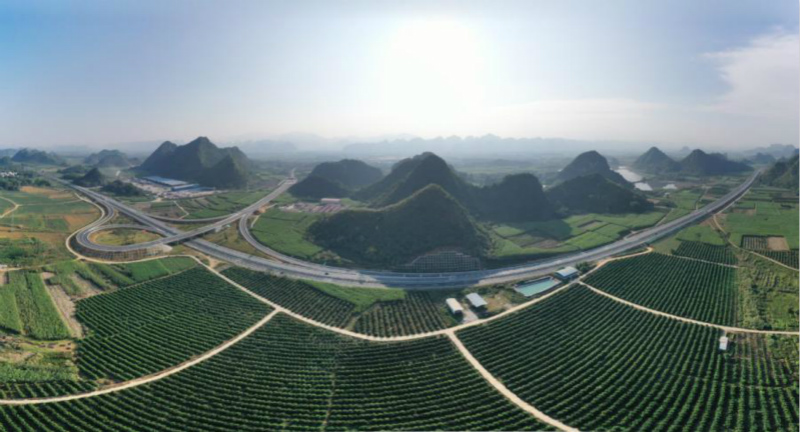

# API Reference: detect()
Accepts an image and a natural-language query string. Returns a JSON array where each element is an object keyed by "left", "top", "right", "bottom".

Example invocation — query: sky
[{"left": 0, "top": 0, "right": 797, "bottom": 150}]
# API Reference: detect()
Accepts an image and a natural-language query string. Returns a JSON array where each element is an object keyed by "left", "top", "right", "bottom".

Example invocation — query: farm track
[
  {"left": 579, "top": 281, "right": 799, "bottom": 336},
  {"left": 666, "top": 252, "right": 739, "bottom": 268},
  {"left": 0, "top": 196, "right": 19, "bottom": 219}
]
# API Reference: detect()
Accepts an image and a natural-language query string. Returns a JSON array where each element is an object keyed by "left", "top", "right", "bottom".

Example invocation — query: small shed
[
  {"left": 445, "top": 298, "right": 463, "bottom": 317},
  {"left": 466, "top": 293, "right": 488, "bottom": 311},
  {"left": 719, "top": 336, "right": 729, "bottom": 351},
  {"left": 555, "top": 266, "right": 580, "bottom": 280}
]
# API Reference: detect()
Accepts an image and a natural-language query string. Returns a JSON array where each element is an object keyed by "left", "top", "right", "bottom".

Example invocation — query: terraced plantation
[
  {"left": 223, "top": 267, "right": 454, "bottom": 336},
  {"left": 76, "top": 267, "right": 271, "bottom": 382},
  {"left": 222, "top": 267, "right": 355, "bottom": 327},
  {"left": 584, "top": 252, "right": 737, "bottom": 326},
  {"left": 353, "top": 292, "right": 451, "bottom": 337},
  {"left": 673, "top": 241, "right": 738, "bottom": 265},
  {"left": 0, "top": 315, "right": 551, "bottom": 431},
  {"left": 458, "top": 286, "right": 799, "bottom": 432},
  {"left": 754, "top": 249, "right": 799, "bottom": 269}
]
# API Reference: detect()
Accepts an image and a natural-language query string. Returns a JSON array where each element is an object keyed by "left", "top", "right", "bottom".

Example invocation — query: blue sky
[{"left": 0, "top": 0, "right": 797, "bottom": 149}]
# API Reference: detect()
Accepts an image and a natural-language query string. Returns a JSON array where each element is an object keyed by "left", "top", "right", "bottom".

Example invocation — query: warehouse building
[
  {"left": 466, "top": 293, "right": 487, "bottom": 312},
  {"left": 555, "top": 266, "right": 580, "bottom": 281},
  {"left": 445, "top": 298, "right": 463, "bottom": 318}
]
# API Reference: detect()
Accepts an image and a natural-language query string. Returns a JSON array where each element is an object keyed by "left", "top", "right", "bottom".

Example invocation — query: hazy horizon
[{"left": 2, "top": 0, "right": 798, "bottom": 150}]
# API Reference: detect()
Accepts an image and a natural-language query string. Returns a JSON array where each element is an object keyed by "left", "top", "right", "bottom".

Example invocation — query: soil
[
  {"left": 71, "top": 274, "right": 104, "bottom": 297},
  {"left": 45, "top": 282, "right": 84, "bottom": 338},
  {"left": 767, "top": 236, "right": 790, "bottom": 251}
]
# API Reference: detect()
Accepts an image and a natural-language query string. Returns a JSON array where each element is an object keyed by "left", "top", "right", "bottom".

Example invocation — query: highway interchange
[{"left": 67, "top": 170, "right": 760, "bottom": 289}]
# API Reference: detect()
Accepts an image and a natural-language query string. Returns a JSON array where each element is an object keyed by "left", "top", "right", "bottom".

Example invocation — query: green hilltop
[
  {"left": 309, "top": 184, "right": 489, "bottom": 267},
  {"left": 678, "top": 149, "right": 751, "bottom": 176},
  {"left": 760, "top": 155, "right": 798, "bottom": 191},
  {"left": 139, "top": 137, "right": 250, "bottom": 188},
  {"left": 290, "top": 159, "right": 382, "bottom": 199},
  {"left": 547, "top": 173, "right": 654, "bottom": 214},
  {"left": 632, "top": 147, "right": 681, "bottom": 173},
  {"left": 556, "top": 150, "right": 630, "bottom": 186}
]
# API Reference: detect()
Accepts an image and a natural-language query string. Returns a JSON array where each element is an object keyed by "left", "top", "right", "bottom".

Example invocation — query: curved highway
[{"left": 67, "top": 170, "right": 759, "bottom": 288}]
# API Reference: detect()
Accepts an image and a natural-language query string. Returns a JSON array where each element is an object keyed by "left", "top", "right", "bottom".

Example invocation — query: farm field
[
  {"left": 0, "top": 315, "right": 551, "bottom": 431},
  {"left": 177, "top": 190, "right": 270, "bottom": 219},
  {"left": 89, "top": 228, "right": 162, "bottom": 246},
  {"left": 490, "top": 210, "right": 666, "bottom": 259},
  {"left": 736, "top": 253, "right": 799, "bottom": 331},
  {"left": 458, "top": 286, "right": 799, "bottom": 432},
  {"left": 0, "top": 186, "right": 100, "bottom": 265},
  {"left": 584, "top": 253, "right": 737, "bottom": 326},
  {"left": 721, "top": 189, "right": 799, "bottom": 249},
  {"left": 0, "top": 271, "right": 71, "bottom": 340},
  {"left": 75, "top": 266, "right": 271, "bottom": 382},
  {"left": 673, "top": 241, "right": 738, "bottom": 265},
  {"left": 249, "top": 207, "right": 329, "bottom": 261},
  {"left": 756, "top": 250, "right": 799, "bottom": 269},
  {"left": 223, "top": 267, "right": 456, "bottom": 336}
]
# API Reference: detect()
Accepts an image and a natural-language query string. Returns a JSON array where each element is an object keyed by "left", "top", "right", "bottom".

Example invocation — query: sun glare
[{"left": 376, "top": 19, "right": 486, "bottom": 116}]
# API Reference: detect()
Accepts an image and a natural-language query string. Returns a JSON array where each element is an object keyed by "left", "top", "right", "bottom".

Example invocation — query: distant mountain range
[
  {"left": 632, "top": 147, "right": 751, "bottom": 176},
  {"left": 309, "top": 184, "right": 489, "bottom": 267},
  {"left": 84, "top": 149, "right": 135, "bottom": 168},
  {"left": 11, "top": 149, "right": 64, "bottom": 165},
  {"left": 139, "top": 137, "right": 250, "bottom": 188}
]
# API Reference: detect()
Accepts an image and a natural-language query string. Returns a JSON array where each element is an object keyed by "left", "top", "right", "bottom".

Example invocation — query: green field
[
  {"left": 490, "top": 210, "right": 666, "bottom": 259},
  {"left": 458, "top": 286, "right": 798, "bottom": 431},
  {"left": 176, "top": 190, "right": 270, "bottom": 219},
  {"left": 0, "top": 315, "right": 551, "bottom": 431},
  {"left": 722, "top": 189, "right": 799, "bottom": 249},
  {"left": 250, "top": 208, "right": 327, "bottom": 260},
  {"left": 675, "top": 225, "right": 725, "bottom": 245},
  {"left": 1, "top": 271, "right": 70, "bottom": 340},
  {"left": 737, "top": 253, "right": 799, "bottom": 331}
]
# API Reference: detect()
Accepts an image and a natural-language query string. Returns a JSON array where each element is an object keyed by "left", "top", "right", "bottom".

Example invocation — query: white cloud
[{"left": 706, "top": 29, "right": 799, "bottom": 119}]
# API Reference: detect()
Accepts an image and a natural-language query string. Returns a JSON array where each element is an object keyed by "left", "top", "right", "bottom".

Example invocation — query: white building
[
  {"left": 466, "top": 293, "right": 487, "bottom": 310},
  {"left": 555, "top": 266, "right": 579, "bottom": 280},
  {"left": 320, "top": 198, "right": 341, "bottom": 204},
  {"left": 445, "top": 298, "right": 463, "bottom": 317},
  {"left": 719, "top": 336, "right": 729, "bottom": 351}
]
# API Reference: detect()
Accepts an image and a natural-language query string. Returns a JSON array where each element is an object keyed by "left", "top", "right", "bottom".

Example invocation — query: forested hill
[
  {"left": 556, "top": 151, "right": 630, "bottom": 186},
  {"left": 547, "top": 173, "right": 653, "bottom": 214},
  {"left": 289, "top": 159, "right": 382, "bottom": 199},
  {"left": 309, "top": 184, "right": 489, "bottom": 267},
  {"left": 138, "top": 137, "right": 250, "bottom": 188},
  {"left": 632, "top": 147, "right": 680, "bottom": 173},
  {"left": 678, "top": 149, "right": 751, "bottom": 176}
]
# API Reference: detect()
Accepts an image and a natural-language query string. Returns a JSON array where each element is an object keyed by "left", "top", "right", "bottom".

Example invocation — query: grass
[
  {"left": 309, "top": 281, "right": 406, "bottom": 312},
  {"left": 737, "top": 253, "right": 799, "bottom": 331},
  {"left": 5, "top": 271, "right": 71, "bottom": 340},
  {"left": 490, "top": 210, "right": 665, "bottom": 259},
  {"left": 675, "top": 225, "right": 725, "bottom": 246},
  {"left": 90, "top": 228, "right": 162, "bottom": 246},
  {"left": 723, "top": 196, "right": 799, "bottom": 249},
  {"left": 250, "top": 208, "right": 326, "bottom": 260}
]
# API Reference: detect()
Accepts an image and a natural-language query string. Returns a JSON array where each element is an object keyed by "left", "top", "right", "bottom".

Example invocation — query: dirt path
[
  {"left": 447, "top": 332, "right": 579, "bottom": 432},
  {"left": 0, "top": 309, "right": 279, "bottom": 406},
  {"left": 580, "top": 281, "right": 799, "bottom": 336},
  {"left": 0, "top": 196, "right": 19, "bottom": 219},
  {"left": 667, "top": 253, "right": 739, "bottom": 269},
  {"left": 45, "top": 283, "right": 84, "bottom": 338}
]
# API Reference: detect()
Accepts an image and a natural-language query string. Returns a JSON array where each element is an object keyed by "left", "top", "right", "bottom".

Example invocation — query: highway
[{"left": 67, "top": 169, "right": 760, "bottom": 289}]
